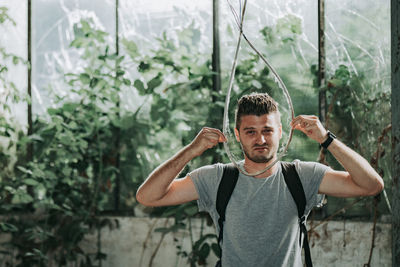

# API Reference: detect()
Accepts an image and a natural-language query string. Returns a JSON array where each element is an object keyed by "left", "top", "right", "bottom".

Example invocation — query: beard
[{"left": 242, "top": 143, "right": 275, "bottom": 163}]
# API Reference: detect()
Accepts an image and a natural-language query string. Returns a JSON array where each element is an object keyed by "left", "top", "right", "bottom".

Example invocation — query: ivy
[{"left": 0, "top": 6, "right": 391, "bottom": 267}]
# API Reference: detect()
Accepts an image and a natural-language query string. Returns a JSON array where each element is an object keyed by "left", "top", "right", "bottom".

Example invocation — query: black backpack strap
[
  {"left": 215, "top": 163, "right": 239, "bottom": 267},
  {"left": 281, "top": 161, "right": 313, "bottom": 267}
]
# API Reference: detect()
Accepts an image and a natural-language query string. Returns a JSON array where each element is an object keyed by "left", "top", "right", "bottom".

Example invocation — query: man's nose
[{"left": 256, "top": 134, "right": 266, "bottom": 144}]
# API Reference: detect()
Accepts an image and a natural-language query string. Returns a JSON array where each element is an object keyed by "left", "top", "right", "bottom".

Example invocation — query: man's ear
[
  {"left": 234, "top": 128, "right": 240, "bottom": 142},
  {"left": 279, "top": 123, "right": 282, "bottom": 139}
]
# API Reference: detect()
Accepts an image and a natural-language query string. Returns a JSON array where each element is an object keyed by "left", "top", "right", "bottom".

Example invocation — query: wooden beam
[
  {"left": 318, "top": 0, "right": 326, "bottom": 125},
  {"left": 212, "top": 0, "right": 221, "bottom": 100},
  {"left": 211, "top": 0, "right": 222, "bottom": 162},
  {"left": 27, "top": 0, "right": 33, "bottom": 160},
  {"left": 391, "top": 0, "right": 400, "bottom": 266},
  {"left": 114, "top": 0, "right": 121, "bottom": 212}
]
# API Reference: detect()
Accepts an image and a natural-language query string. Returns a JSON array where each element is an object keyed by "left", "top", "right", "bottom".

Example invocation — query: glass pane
[
  {"left": 324, "top": 0, "right": 390, "bottom": 218},
  {"left": 32, "top": 0, "right": 116, "bottom": 115},
  {"left": 119, "top": 0, "right": 212, "bottom": 111},
  {"left": 119, "top": 0, "right": 213, "bottom": 211},
  {"left": 220, "top": 0, "right": 319, "bottom": 164},
  {"left": 0, "top": 0, "right": 27, "bottom": 126}
]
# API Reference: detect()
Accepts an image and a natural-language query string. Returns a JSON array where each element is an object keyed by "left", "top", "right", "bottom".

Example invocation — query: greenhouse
[{"left": 0, "top": 0, "right": 398, "bottom": 266}]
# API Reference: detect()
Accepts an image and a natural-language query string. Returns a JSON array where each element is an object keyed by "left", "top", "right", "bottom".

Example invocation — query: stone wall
[{"left": 82, "top": 217, "right": 391, "bottom": 267}]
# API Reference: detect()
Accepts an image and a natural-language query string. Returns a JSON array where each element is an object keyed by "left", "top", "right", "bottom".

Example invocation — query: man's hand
[
  {"left": 136, "top": 127, "right": 226, "bottom": 207},
  {"left": 290, "top": 115, "right": 328, "bottom": 144},
  {"left": 189, "top": 127, "right": 227, "bottom": 157},
  {"left": 290, "top": 115, "right": 384, "bottom": 197}
]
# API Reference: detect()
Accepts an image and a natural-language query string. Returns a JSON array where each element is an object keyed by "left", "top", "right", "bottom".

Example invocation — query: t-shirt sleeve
[
  {"left": 188, "top": 163, "right": 224, "bottom": 212},
  {"left": 294, "top": 160, "right": 331, "bottom": 214}
]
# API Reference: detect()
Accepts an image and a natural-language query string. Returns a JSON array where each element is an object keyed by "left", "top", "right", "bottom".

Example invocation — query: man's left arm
[{"left": 291, "top": 115, "right": 384, "bottom": 198}]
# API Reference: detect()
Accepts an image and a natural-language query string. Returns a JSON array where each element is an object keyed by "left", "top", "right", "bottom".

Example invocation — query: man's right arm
[{"left": 136, "top": 127, "right": 226, "bottom": 207}]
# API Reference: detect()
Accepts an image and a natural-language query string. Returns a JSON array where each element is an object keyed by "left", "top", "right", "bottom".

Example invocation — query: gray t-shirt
[{"left": 189, "top": 160, "right": 330, "bottom": 267}]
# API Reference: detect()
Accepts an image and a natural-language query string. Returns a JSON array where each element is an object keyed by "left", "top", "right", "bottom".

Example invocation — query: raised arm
[
  {"left": 136, "top": 127, "right": 226, "bottom": 207},
  {"left": 291, "top": 115, "right": 384, "bottom": 197}
]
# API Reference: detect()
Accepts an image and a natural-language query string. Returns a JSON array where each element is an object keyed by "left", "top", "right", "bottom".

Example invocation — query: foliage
[
  {"left": 0, "top": 7, "right": 27, "bottom": 184},
  {"left": 0, "top": 18, "right": 123, "bottom": 266},
  {"left": 136, "top": 14, "right": 321, "bottom": 266},
  {"left": 0, "top": 14, "right": 226, "bottom": 266},
  {"left": 0, "top": 5, "right": 391, "bottom": 267},
  {"left": 322, "top": 63, "right": 391, "bottom": 216}
]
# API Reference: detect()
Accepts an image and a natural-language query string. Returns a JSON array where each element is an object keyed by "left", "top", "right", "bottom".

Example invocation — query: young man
[{"left": 136, "top": 93, "right": 384, "bottom": 266}]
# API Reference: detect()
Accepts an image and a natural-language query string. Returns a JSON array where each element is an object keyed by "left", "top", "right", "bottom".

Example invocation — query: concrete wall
[{"left": 82, "top": 217, "right": 391, "bottom": 267}]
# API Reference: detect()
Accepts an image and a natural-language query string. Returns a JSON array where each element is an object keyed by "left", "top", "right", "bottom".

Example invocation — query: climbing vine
[{"left": 0, "top": 4, "right": 391, "bottom": 266}]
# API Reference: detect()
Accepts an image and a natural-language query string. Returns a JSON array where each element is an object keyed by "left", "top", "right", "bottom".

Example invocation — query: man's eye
[{"left": 246, "top": 131, "right": 255, "bottom": 135}]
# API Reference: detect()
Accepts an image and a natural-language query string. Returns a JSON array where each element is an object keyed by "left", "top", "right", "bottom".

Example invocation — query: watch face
[
  {"left": 322, "top": 131, "right": 335, "bottom": 149},
  {"left": 328, "top": 131, "right": 336, "bottom": 139}
]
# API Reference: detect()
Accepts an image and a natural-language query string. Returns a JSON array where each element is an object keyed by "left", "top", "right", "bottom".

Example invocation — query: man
[{"left": 136, "top": 93, "right": 384, "bottom": 266}]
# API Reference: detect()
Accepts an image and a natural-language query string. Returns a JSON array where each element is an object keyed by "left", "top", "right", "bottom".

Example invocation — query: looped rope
[{"left": 223, "top": 0, "right": 295, "bottom": 176}]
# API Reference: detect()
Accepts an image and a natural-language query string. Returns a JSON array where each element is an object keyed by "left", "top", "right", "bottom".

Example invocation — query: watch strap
[{"left": 321, "top": 131, "right": 336, "bottom": 149}]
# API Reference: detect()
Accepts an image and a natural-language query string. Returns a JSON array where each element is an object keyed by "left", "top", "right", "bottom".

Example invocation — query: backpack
[{"left": 215, "top": 162, "right": 313, "bottom": 267}]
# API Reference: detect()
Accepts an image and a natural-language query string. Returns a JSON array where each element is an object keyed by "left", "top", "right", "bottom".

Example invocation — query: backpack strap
[
  {"left": 281, "top": 162, "right": 313, "bottom": 267},
  {"left": 215, "top": 163, "right": 239, "bottom": 267},
  {"left": 215, "top": 162, "right": 313, "bottom": 267}
]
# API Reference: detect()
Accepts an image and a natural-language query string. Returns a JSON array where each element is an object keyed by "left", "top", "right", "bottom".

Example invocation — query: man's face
[{"left": 234, "top": 112, "right": 282, "bottom": 164}]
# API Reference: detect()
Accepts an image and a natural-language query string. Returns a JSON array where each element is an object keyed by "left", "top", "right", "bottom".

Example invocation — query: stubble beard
[{"left": 242, "top": 145, "right": 275, "bottom": 164}]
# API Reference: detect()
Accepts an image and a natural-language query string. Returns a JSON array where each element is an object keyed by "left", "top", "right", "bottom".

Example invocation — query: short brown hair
[{"left": 235, "top": 93, "right": 279, "bottom": 129}]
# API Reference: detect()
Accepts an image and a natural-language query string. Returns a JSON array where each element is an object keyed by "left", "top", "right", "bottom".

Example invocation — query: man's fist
[{"left": 189, "top": 127, "right": 227, "bottom": 157}]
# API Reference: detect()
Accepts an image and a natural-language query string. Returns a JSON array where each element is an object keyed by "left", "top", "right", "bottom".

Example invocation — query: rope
[{"left": 223, "top": 0, "right": 294, "bottom": 176}]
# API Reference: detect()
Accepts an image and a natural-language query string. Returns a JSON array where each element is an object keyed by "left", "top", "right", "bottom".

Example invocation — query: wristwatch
[{"left": 321, "top": 131, "right": 336, "bottom": 149}]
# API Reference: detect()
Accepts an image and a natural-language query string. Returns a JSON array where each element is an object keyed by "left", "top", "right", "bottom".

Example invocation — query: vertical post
[
  {"left": 211, "top": 0, "right": 222, "bottom": 162},
  {"left": 212, "top": 0, "right": 221, "bottom": 101},
  {"left": 391, "top": 0, "right": 400, "bottom": 266},
  {"left": 318, "top": 0, "right": 326, "bottom": 124},
  {"left": 116, "top": 0, "right": 119, "bottom": 57},
  {"left": 27, "top": 0, "right": 33, "bottom": 160},
  {"left": 316, "top": 0, "right": 328, "bottom": 218},
  {"left": 114, "top": 0, "right": 120, "bottom": 212}
]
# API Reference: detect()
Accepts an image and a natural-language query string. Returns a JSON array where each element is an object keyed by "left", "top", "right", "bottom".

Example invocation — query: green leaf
[
  {"left": 211, "top": 243, "right": 221, "bottom": 257},
  {"left": 147, "top": 73, "right": 163, "bottom": 91},
  {"left": 12, "top": 56, "right": 19, "bottom": 65},
  {"left": 198, "top": 243, "right": 210, "bottom": 259},
  {"left": 81, "top": 20, "right": 91, "bottom": 32},
  {"left": 116, "top": 70, "right": 125, "bottom": 77},
  {"left": 122, "top": 39, "right": 139, "bottom": 59},
  {"left": 184, "top": 205, "right": 198, "bottom": 216},
  {"left": 70, "top": 38, "right": 85, "bottom": 48},
  {"left": 328, "top": 78, "right": 343, "bottom": 88},
  {"left": 62, "top": 203, "right": 72, "bottom": 210},
  {"left": 134, "top": 79, "right": 145, "bottom": 94},
  {"left": 154, "top": 227, "right": 172, "bottom": 233},
  {"left": 138, "top": 61, "right": 151, "bottom": 72},
  {"left": 11, "top": 192, "right": 34, "bottom": 204},
  {"left": 335, "top": 64, "right": 351, "bottom": 82},
  {"left": 114, "top": 79, "right": 122, "bottom": 89},
  {"left": 4, "top": 186, "right": 16, "bottom": 194},
  {"left": 193, "top": 234, "right": 216, "bottom": 251},
  {"left": 32, "top": 167, "right": 45, "bottom": 178},
  {"left": 90, "top": 77, "right": 99, "bottom": 88},
  {"left": 260, "top": 26, "right": 274, "bottom": 44},
  {"left": 23, "top": 178, "right": 39, "bottom": 186},
  {"left": 47, "top": 108, "right": 58, "bottom": 115},
  {"left": 79, "top": 73, "right": 91, "bottom": 84},
  {"left": 62, "top": 103, "right": 79, "bottom": 113},
  {"left": 59, "top": 134, "right": 73, "bottom": 145},
  {"left": 17, "top": 166, "right": 33, "bottom": 175},
  {"left": 0, "top": 222, "right": 18, "bottom": 232},
  {"left": 116, "top": 55, "right": 125, "bottom": 65},
  {"left": 123, "top": 78, "right": 131, "bottom": 86},
  {"left": 161, "top": 206, "right": 181, "bottom": 217}
]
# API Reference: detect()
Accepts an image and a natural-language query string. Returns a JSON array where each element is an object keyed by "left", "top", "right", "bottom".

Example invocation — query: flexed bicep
[
  {"left": 139, "top": 176, "right": 199, "bottom": 207},
  {"left": 319, "top": 170, "right": 378, "bottom": 197}
]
